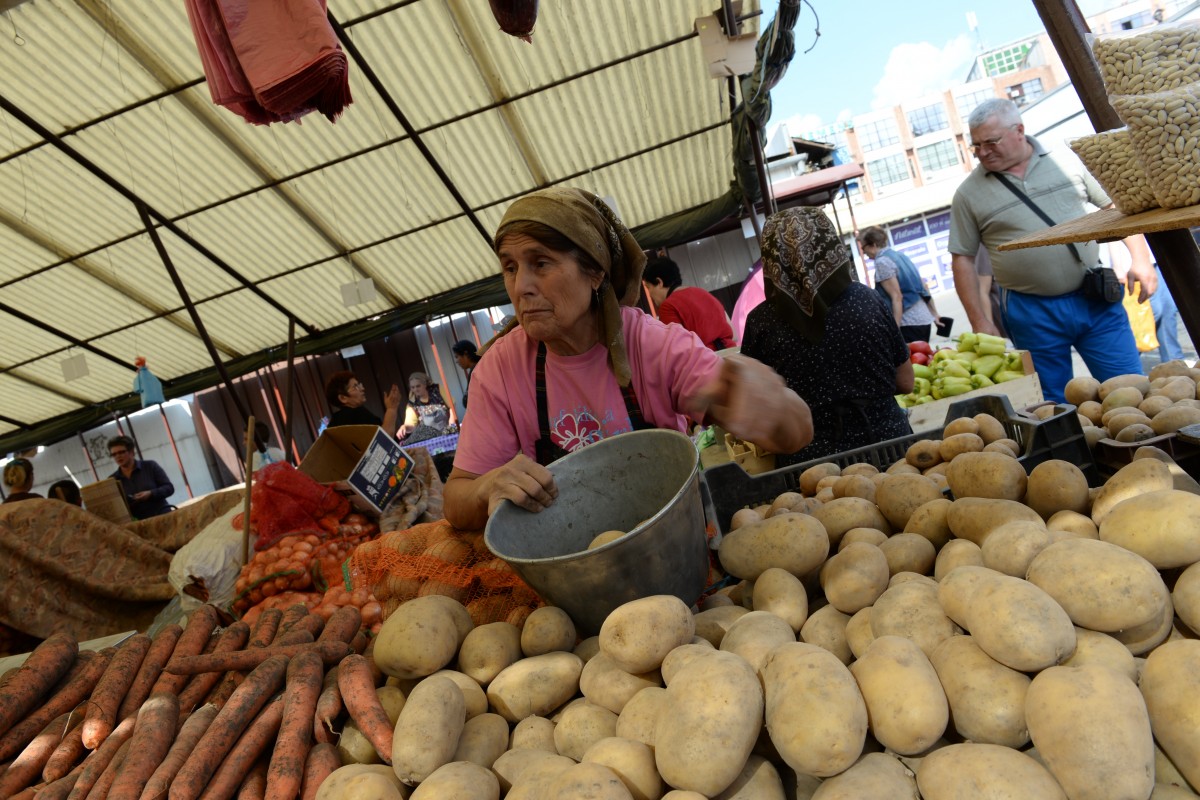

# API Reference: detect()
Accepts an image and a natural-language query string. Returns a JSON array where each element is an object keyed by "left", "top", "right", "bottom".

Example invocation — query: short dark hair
[
  {"left": 451, "top": 340, "right": 476, "bottom": 356},
  {"left": 325, "top": 371, "right": 357, "bottom": 409},
  {"left": 642, "top": 257, "right": 682, "bottom": 289},
  {"left": 49, "top": 480, "right": 82, "bottom": 505},
  {"left": 858, "top": 226, "right": 889, "bottom": 248},
  {"left": 108, "top": 435, "right": 135, "bottom": 454}
]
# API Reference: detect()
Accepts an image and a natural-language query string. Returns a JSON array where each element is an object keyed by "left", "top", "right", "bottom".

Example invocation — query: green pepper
[
  {"left": 940, "top": 359, "right": 972, "bottom": 380},
  {"left": 970, "top": 374, "right": 995, "bottom": 389},
  {"left": 993, "top": 369, "right": 1025, "bottom": 383},
  {"left": 974, "top": 341, "right": 1008, "bottom": 356},
  {"left": 970, "top": 354, "right": 1005, "bottom": 379},
  {"left": 913, "top": 377, "right": 932, "bottom": 397},
  {"left": 912, "top": 363, "right": 934, "bottom": 381}
]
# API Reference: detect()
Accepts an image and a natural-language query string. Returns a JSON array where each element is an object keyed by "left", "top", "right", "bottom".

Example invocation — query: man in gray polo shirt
[{"left": 948, "top": 98, "right": 1156, "bottom": 403}]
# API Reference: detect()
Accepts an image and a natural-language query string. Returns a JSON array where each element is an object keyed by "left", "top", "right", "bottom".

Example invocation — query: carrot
[
  {"left": 347, "top": 630, "right": 368, "bottom": 655},
  {"left": 288, "top": 615, "right": 324, "bottom": 640},
  {"left": 361, "top": 639, "right": 383, "bottom": 686},
  {"left": 140, "top": 704, "right": 218, "bottom": 800},
  {"left": 0, "top": 651, "right": 110, "bottom": 762},
  {"left": 118, "top": 625, "right": 182, "bottom": 722},
  {"left": 315, "top": 606, "right": 361, "bottom": 646},
  {"left": 236, "top": 759, "right": 268, "bottom": 800},
  {"left": 153, "top": 606, "right": 220, "bottom": 697},
  {"left": 203, "top": 672, "right": 241, "bottom": 710},
  {"left": 176, "top": 624, "right": 250, "bottom": 714},
  {"left": 0, "top": 633, "right": 78, "bottom": 740},
  {"left": 106, "top": 692, "right": 179, "bottom": 800},
  {"left": 247, "top": 610, "right": 282, "bottom": 649},
  {"left": 83, "top": 737, "right": 129, "bottom": 800},
  {"left": 274, "top": 605, "right": 309, "bottom": 637},
  {"left": 311, "top": 668, "right": 341, "bottom": 745},
  {"left": 336, "top": 654, "right": 392, "bottom": 764},
  {"left": 36, "top": 763, "right": 83, "bottom": 800},
  {"left": 44, "top": 716, "right": 87, "bottom": 783},
  {"left": 263, "top": 653, "right": 322, "bottom": 800},
  {"left": 0, "top": 707, "right": 78, "bottom": 797},
  {"left": 168, "top": 655, "right": 290, "bottom": 800},
  {"left": 269, "top": 629, "right": 314, "bottom": 648},
  {"left": 164, "top": 641, "right": 348, "bottom": 676},
  {"left": 197, "top": 694, "right": 284, "bottom": 800},
  {"left": 81, "top": 634, "right": 152, "bottom": 750},
  {"left": 66, "top": 716, "right": 134, "bottom": 800},
  {"left": 12, "top": 786, "right": 40, "bottom": 800},
  {"left": 298, "top": 743, "right": 339, "bottom": 800}
]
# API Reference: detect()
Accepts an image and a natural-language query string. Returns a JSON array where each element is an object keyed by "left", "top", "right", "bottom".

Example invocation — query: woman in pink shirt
[{"left": 444, "top": 187, "right": 813, "bottom": 529}]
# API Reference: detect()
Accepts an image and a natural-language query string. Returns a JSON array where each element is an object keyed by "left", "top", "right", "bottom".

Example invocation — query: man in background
[
  {"left": 858, "top": 226, "right": 944, "bottom": 342},
  {"left": 108, "top": 435, "right": 174, "bottom": 519},
  {"left": 642, "top": 257, "right": 736, "bottom": 351},
  {"left": 451, "top": 339, "right": 481, "bottom": 412}
]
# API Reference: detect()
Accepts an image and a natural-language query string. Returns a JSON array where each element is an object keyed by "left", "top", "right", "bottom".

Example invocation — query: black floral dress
[{"left": 741, "top": 283, "right": 912, "bottom": 467}]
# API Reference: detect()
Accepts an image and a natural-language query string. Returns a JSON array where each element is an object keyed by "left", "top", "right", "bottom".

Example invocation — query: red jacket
[{"left": 657, "top": 287, "right": 736, "bottom": 351}]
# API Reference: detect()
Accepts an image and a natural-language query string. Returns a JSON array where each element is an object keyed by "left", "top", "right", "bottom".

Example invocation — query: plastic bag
[
  {"left": 1111, "top": 84, "right": 1200, "bottom": 209},
  {"left": 1090, "top": 20, "right": 1200, "bottom": 97},
  {"left": 167, "top": 504, "right": 248, "bottom": 614},
  {"left": 1123, "top": 282, "right": 1159, "bottom": 353},
  {"left": 1068, "top": 128, "right": 1158, "bottom": 216}
]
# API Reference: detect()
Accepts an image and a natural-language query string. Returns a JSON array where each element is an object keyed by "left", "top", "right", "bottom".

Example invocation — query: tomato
[
  {"left": 910, "top": 352, "right": 930, "bottom": 366},
  {"left": 908, "top": 340, "right": 934, "bottom": 356}
]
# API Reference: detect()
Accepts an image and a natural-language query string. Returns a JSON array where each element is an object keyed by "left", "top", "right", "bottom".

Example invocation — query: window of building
[
  {"left": 867, "top": 154, "right": 910, "bottom": 188},
  {"left": 954, "top": 87, "right": 994, "bottom": 122},
  {"left": 917, "top": 140, "right": 959, "bottom": 173},
  {"left": 907, "top": 103, "right": 949, "bottom": 137},
  {"left": 1007, "top": 78, "right": 1045, "bottom": 106},
  {"left": 1117, "top": 11, "right": 1152, "bottom": 29},
  {"left": 982, "top": 43, "right": 1032, "bottom": 77},
  {"left": 855, "top": 117, "right": 900, "bottom": 152}
]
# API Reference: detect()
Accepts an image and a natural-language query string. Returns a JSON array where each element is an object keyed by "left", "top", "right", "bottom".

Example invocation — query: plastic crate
[
  {"left": 703, "top": 394, "right": 1099, "bottom": 535},
  {"left": 1092, "top": 424, "right": 1200, "bottom": 480}
]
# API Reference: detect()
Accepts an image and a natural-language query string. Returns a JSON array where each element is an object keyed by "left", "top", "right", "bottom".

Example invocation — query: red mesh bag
[
  {"left": 347, "top": 520, "right": 543, "bottom": 627},
  {"left": 239, "top": 462, "right": 350, "bottom": 551}
]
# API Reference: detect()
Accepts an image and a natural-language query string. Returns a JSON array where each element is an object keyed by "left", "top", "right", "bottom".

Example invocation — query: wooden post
[{"left": 242, "top": 415, "right": 256, "bottom": 565}]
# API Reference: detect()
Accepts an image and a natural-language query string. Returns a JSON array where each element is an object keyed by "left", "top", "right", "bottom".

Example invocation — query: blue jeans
[
  {"left": 1001, "top": 288, "right": 1143, "bottom": 404},
  {"left": 1150, "top": 265, "right": 1185, "bottom": 362}
]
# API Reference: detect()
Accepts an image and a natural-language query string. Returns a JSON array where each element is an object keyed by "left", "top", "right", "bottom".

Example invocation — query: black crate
[{"left": 703, "top": 394, "right": 1099, "bottom": 535}]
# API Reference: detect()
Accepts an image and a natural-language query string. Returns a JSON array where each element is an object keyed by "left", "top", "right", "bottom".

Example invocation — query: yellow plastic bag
[{"left": 1123, "top": 281, "right": 1159, "bottom": 353}]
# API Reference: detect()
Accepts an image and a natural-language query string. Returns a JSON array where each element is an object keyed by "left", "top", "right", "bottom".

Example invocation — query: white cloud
[
  {"left": 777, "top": 109, "right": 854, "bottom": 139},
  {"left": 870, "top": 34, "right": 977, "bottom": 110}
]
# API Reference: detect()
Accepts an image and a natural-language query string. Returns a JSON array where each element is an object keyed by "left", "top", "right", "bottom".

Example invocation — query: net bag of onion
[{"left": 346, "top": 520, "right": 544, "bottom": 628}]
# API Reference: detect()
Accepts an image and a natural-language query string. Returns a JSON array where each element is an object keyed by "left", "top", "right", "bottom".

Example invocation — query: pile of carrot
[{"left": 0, "top": 600, "right": 390, "bottom": 800}]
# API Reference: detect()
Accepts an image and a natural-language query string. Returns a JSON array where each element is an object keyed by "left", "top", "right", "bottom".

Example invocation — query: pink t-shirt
[{"left": 454, "top": 307, "right": 722, "bottom": 475}]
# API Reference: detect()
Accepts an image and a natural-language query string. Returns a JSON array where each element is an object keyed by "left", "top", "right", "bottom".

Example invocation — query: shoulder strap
[{"left": 991, "top": 172, "right": 1083, "bottom": 264}]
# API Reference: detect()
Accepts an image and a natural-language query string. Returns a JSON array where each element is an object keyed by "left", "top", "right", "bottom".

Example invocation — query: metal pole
[
  {"left": 742, "top": 196, "right": 763, "bottom": 248},
  {"left": 284, "top": 318, "right": 297, "bottom": 459},
  {"left": 158, "top": 404, "right": 193, "bottom": 499},
  {"left": 1031, "top": 0, "right": 1200, "bottom": 347}
]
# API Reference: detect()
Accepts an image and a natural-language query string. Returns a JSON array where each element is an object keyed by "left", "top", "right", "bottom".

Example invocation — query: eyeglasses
[
  {"left": 969, "top": 124, "right": 1018, "bottom": 153},
  {"left": 109, "top": 449, "right": 129, "bottom": 457},
  {"left": 346, "top": 381, "right": 365, "bottom": 391}
]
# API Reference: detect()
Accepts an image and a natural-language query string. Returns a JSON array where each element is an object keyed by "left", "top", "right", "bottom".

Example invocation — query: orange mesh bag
[{"left": 347, "top": 520, "right": 543, "bottom": 628}]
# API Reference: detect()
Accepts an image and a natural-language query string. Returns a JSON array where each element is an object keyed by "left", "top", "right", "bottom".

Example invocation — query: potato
[
  {"left": 453, "top": 713, "right": 509, "bottom": 769},
  {"left": 457, "top": 622, "right": 522, "bottom": 686},
  {"left": 1174, "top": 562, "right": 1200, "bottom": 635},
  {"left": 582, "top": 737, "right": 663, "bottom": 800},
  {"left": 487, "top": 652, "right": 584, "bottom": 722},
  {"left": 410, "top": 761, "right": 499, "bottom": 800},
  {"left": 1023, "top": 460, "right": 1090, "bottom": 520},
  {"left": 939, "top": 432, "right": 985, "bottom": 462},
  {"left": 993, "top": 437, "right": 1022, "bottom": 457},
  {"left": 492, "top": 749, "right": 573, "bottom": 793},
  {"left": 978, "top": 519, "right": 1049, "bottom": 577},
  {"left": 751, "top": 567, "right": 808, "bottom": 633},
  {"left": 842, "top": 462, "right": 880, "bottom": 477},
  {"left": 589, "top": 530, "right": 627, "bottom": 550},
  {"left": 887, "top": 460, "right": 921, "bottom": 475},
  {"left": 832, "top": 474, "right": 876, "bottom": 502},
  {"left": 719, "top": 610, "right": 797, "bottom": 674},
  {"left": 1099, "top": 373, "right": 1151, "bottom": 399},
  {"left": 729, "top": 508, "right": 763, "bottom": 531},
  {"left": 1060, "top": 628, "right": 1137, "bottom": 681},
  {"left": 799, "top": 603, "right": 853, "bottom": 664},
  {"left": 1077, "top": 400, "right": 1104, "bottom": 425},
  {"left": 930, "top": 636, "right": 1030, "bottom": 748},
  {"left": 425, "top": 670, "right": 488, "bottom": 720},
  {"left": 1140, "top": 641, "right": 1200, "bottom": 791},
  {"left": 869, "top": 579, "right": 960, "bottom": 658},
  {"left": 889, "top": 571, "right": 935, "bottom": 588},
  {"left": 1107, "top": 412, "right": 1153, "bottom": 439},
  {"left": 520, "top": 606, "right": 576, "bottom": 657},
  {"left": 845, "top": 607, "right": 875, "bottom": 659},
  {"left": 1065, "top": 376, "right": 1102, "bottom": 406},
  {"left": 374, "top": 595, "right": 465, "bottom": 680},
  {"left": 599, "top": 595, "right": 695, "bottom": 674},
  {"left": 812, "top": 497, "right": 892, "bottom": 546},
  {"left": 964, "top": 575, "right": 1075, "bottom": 672},
  {"left": 654, "top": 651, "right": 763, "bottom": 796},
  {"left": 906, "top": 440, "right": 943, "bottom": 470},
  {"left": 574, "top": 636, "right": 601, "bottom": 663},
  {"left": 968, "top": 412, "right": 1004, "bottom": 444},
  {"left": 942, "top": 417, "right": 980, "bottom": 437},
  {"left": 815, "top": 475, "right": 841, "bottom": 493},
  {"left": 933, "top": 538, "right": 983, "bottom": 580},
  {"left": 851, "top": 636, "right": 948, "bottom": 755},
  {"left": 1046, "top": 510, "right": 1098, "bottom": 539},
  {"left": 542, "top": 762, "right": 633, "bottom": 799},
  {"left": 1099, "top": 489, "right": 1200, "bottom": 568},
  {"left": 936, "top": 565, "right": 1004, "bottom": 628},
  {"left": 1138, "top": 394, "right": 1174, "bottom": 418},
  {"left": 692, "top": 605, "right": 749, "bottom": 648},
  {"left": 1151, "top": 376, "right": 1197, "bottom": 402},
  {"left": 947, "top": 451, "right": 1027, "bottom": 501},
  {"left": 1111, "top": 597, "right": 1176, "bottom": 655},
  {"left": 1151, "top": 360, "right": 1193, "bottom": 380},
  {"left": 718, "top": 513, "right": 830, "bottom": 580},
  {"left": 553, "top": 701, "right": 618, "bottom": 761},
  {"left": 809, "top": 752, "right": 918, "bottom": 799},
  {"left": 317, "top": 764, "right": 407, "bottom": 800},
  {"left": 392, "top": 676, "right": 466, "bottom": 785},
  {"left": 510, "top": 716, "right": 557, "bottom": 753},
  {"left": 762, "top": 642, "right": 867, "bottom": 778},
  {"left": 814, "top": 486, "right": 835, "bottom": 503},
  {"left": 1026, "top": 538, "right": 1168, "bottom": 633},
  {"left": 766, "top": 491, "right": 804, "bottom": 516},
  {"left": 661, "top": 793, "right": 708, "bottom": 800},
  {"left": 1026, "top": 665, "right": 1155, "bottom": 800},
  {"left": 821, "top": 542, "right": 890, "bottom": 613},
  {"left": 1152, "top": 404, "right": 1200, "bottom": 435},
  {"left": 903, "top": 498, "right": 953, "bottom": 549},
  {"left": 875, "top": 473, "right": 944, "bottom": 530},
  {"left": 800, "top": 463, "right": 841, "bottom": 496},
  {"left": 916, "top": 743, "right": 1065, "bottom": 800},
  {"left": 579, "top": 652, "right": 662, "bottom": 715},
  {"left": 878, "top": 533, "right": 936, "bottom": 576},
  {"left": 838, "top": 527, "right": 886, "bottom": 551},
  {"left": 659, "top": 643, "right": 716, "bottom": 686},
  {"left": 945, "top": 497, "right": 1043, "bottom": 546},
  {"left": 1102, "top": 385, "right": 1145, "bottom": 414},
  {"left": 615, "top": 686, "right": 667, "bottom": 747},
  {"left": 1091, "top": 458, "right": 1174, "bottom": 525}
]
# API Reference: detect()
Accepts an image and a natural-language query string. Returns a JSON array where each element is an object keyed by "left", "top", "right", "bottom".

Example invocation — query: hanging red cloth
[{"left": 184, "top": 0, "right": 352, "bottom": 125}]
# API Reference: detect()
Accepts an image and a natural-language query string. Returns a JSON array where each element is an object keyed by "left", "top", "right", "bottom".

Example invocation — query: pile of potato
[
  {"left": 1066, "top": 361, "right": 1200, "bottom": 446},
  {"left": 315, "top": 417, "right": 1200, "bottom": 800}
]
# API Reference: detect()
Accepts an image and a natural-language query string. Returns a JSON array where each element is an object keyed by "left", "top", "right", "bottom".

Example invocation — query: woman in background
[
  {"left": 2, "top": 458, "right": 40, "bottom": 504},
  {"left": 325, "top": 371, "right": 401, "bottom": 435},
  {"left": 399, "top": 372, "right": 457, "bottom": 442}
]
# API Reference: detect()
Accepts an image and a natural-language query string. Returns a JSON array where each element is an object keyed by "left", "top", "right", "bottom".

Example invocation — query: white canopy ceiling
[{"left": 0, "top": 0, "right": 763, "bottom": 445}]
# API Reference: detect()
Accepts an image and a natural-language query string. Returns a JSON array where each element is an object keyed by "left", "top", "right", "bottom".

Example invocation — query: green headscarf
[
  {"left": 488, "top": 187, "right": 646, "bottom": 386},
  {"left": 761, "top": 207, "right": 854, "bottom": 344}
]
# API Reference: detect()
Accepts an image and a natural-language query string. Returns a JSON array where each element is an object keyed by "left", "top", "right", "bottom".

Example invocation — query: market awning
[{"left": 0, "top": 0, "right": 777, "bottom": 452}]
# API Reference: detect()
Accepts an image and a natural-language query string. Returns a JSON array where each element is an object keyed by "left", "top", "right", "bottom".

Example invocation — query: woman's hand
[
  {"left": 689, "top": 354, "right": 813, "bottom": 455},
  {"left": 444, "top": 455, "right": 558, "bottom": 530},
  {"left": 384, "top": 384, "right": 401, "bottom": 410}
]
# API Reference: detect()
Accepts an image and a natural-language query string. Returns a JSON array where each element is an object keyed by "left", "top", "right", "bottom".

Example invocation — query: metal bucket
[{"left": 484, "top": 429, "right": 709, "bottom": 635}]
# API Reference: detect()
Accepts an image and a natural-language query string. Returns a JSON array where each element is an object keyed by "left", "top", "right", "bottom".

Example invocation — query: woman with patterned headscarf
[
  {"left": 445, "top": 187, "right": 813, "bottom": 529},
  {"left": 741, "top": 207, "right": 915, "bottom": 467}
]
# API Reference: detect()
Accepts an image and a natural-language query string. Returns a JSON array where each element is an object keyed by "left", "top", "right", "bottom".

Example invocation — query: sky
[{"left": 758, "top": 0, "right": 1116, "bottom": 137}]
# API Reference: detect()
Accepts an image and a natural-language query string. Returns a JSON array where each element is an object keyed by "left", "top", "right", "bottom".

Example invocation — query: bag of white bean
[
  {"left": 1067, "top": 128, "right": 1159, "bottom": 215},
  {"left": 1111, "top": 84, "right": 1200, "bottom": 209},
  {"left": 1091, "top": 21, "right": 1200, "bottom": 97}
]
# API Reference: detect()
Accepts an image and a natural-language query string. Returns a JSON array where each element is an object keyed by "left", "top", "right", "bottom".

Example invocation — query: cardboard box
[
  {"left": 298, "top": 425, "right": 414, "bottom": 515},
  {"left": 80, "top": 478, "right": 132, "bottom": 525}
]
